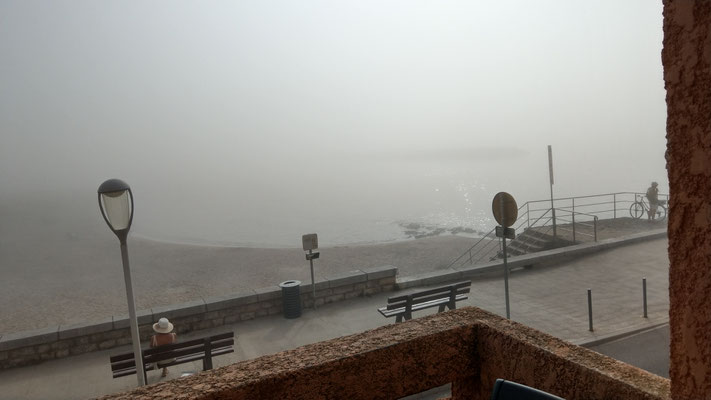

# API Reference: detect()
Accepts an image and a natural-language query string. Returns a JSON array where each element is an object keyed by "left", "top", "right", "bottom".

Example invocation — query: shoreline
[
  {"left": 0, "top": 234, "right": 477, "bottom": 335},
  {"left": 129, "top": 219, "right": 489, "bottom": 250},
  {"left": 129, "top": 230, "right": 483, "bottom": 250}
]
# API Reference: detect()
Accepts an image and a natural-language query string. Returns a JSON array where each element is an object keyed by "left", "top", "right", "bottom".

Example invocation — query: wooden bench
[
  {"left": 378, "top": 281, "right": 471, "bottom": 322},
  {"left": 110, "top": 331, "right": 234, "bottom": 382}
]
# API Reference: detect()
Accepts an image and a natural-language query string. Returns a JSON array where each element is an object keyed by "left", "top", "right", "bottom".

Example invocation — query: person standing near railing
[{"left": 646, "top": 182, "right": 659, "bottom": 221}]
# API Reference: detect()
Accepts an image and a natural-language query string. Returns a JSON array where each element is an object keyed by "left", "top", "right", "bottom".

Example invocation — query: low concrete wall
[{"left": 0, "top": 266, "right": 397, "bottom": 370}]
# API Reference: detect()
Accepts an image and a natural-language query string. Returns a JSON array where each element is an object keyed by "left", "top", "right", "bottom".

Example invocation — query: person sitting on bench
[{"left": 150, "top": 317, "right": 177, "bottom": 377}]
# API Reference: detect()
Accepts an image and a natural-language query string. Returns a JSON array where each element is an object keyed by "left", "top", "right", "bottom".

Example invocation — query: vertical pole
[
  {"left": 587, "top": 288, "right": 594, "bottom": 332},
  {"left": 643, "top": 277, "right": 648, "bottom": 318},
  {"left": 593, "top": 217, "right": 598, "bottom": 242},
  {"left": 613, "top": 193, "right": 617, "bottom": 219},
  {"left": 501, "top": 200, "right": 510, "bottom": 320},
  {"left": 203, "top": 338, "right": 213, "bottom": 370},
  {"left": 527, "top": 203, "right": 530, "bottom": 228},
  {"left": 548, "top": 145, "right": 557, "bottom": 238},
  {"left": 502, "top": 235, "right": 510, "bottom": 319},
  {"left": 120, "top": 241, "right": 145, "bottom": 386},
  {"left": 572, "top": 198, "right": 576, "bottom": 241},
  {"left": 309, "top": 249, "right": 316, "bottom": 309}
]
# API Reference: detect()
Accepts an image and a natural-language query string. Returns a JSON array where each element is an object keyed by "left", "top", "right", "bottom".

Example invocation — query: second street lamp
[{"left": 97, "top": 178, "right": 145, "bottom": 386}]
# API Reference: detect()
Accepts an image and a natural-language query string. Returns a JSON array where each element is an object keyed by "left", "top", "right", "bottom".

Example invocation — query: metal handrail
[
  {"left": 447, "top": 226, "right": 497, "bottom": 268},
  {"left": 523, "top": 192, "right": 669, "bottom": 224},
  {"left": 448, "top": 207, "right": 557, "bottom": 269},
  {"left": 525, "top": 191, "right": 669, "bottom": 204},
  {"left": 446, "top": 191, "right": 661, "bottom": 269}
]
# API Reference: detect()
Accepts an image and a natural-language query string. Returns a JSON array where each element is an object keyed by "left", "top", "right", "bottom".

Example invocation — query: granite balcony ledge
[{"left": 99, "top": 306, "right": 670, "bottom": 400}]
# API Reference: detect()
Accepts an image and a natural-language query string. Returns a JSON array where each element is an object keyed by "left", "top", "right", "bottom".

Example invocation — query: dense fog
[{"left": 1, "top": 0, "right": 667, "bottom": 247}]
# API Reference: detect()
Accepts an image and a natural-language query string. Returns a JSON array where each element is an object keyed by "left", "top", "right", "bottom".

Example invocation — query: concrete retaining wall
[{"left": 0, "top": 266, "right": 397, "bottom": 370}]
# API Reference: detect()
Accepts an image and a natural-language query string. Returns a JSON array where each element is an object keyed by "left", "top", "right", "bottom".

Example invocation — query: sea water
[{"left": 127, "top": 147, "right": 664, "bottom": 248}]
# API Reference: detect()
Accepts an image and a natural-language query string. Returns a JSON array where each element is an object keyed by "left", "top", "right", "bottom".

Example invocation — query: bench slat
[
  {"left": 110, "top": 332, "right": 233, "bottom": 363},
  {"left": 378, "top": 293, "right": 468, "bottom": 318},
  {"left": 110, "top": 332, "right": 234, "bottom": 377},
  {"left": 112, "top": 347, "right": 235, "bottom": 378},
  {"left": 146, "top": 337, "right": 234, "bottom": 358},
  {"left": 386, "top": 281, "right": 471, "bottom": 303},
  {"left": 386, "top": 288, "right": 470, "bottom": 311},
  {"left": 111, "top": 348, "right": 234, "bottom": 378},
  {"left": 379, "top": 294, "right": 468, "bottom": 316},
  {"left": 144, "top": 341, "right": 234, "bottom": 363},
  {"left": 112, "top": 343, "right": 210, "bottom": 371},
  {"left": 111, "top": 341, "right": 234, "bottom": 372}
]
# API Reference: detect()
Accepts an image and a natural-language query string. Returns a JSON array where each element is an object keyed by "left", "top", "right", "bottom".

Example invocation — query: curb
[{"left": 576, "top": 321, "right": 670, "bottom": 348}]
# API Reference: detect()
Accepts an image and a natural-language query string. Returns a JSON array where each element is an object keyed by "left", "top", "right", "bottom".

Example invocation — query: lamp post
[{"left": 97, "top": 179, "right": 145, "bottom": 386}]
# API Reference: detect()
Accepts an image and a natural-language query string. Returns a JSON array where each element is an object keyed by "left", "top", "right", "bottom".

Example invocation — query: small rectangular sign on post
[
  {"left": 302, "top": 233, "right": 318, "bottom": 251},
  {"left": 495, "top": 226, "right": 516, "bottom": 240}
]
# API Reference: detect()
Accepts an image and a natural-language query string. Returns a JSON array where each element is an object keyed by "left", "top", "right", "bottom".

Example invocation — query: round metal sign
[{"left": 492, "top": 192, "right": 518, "bottom": 228}]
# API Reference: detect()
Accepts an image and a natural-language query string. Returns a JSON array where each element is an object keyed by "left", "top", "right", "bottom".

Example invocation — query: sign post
[
  {"left": 492, "top": 192, "right": 517, "bottom": 319},
  {"left": 302, "top": 233, "right": 320, "bottom": 309},
  {"left": 548, "top": 145, "right": 557, "bottom": 238}
]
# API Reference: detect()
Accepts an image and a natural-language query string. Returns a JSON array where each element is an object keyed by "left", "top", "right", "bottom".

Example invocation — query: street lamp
[{"left": 97, "top": 178, "right": 145, "bottom": 386}]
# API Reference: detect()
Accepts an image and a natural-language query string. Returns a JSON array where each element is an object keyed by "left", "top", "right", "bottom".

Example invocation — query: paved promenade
[{"left": 0, "top": 237, "right": 669, "bottom": 399}]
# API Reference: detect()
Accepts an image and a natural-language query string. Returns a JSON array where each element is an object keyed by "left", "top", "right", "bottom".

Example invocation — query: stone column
[{"left": 663, "top": 1, "right": 711, "bottom": 398}]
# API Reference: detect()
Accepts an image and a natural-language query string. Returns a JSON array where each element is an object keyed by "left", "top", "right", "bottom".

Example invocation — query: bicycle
[{"left": 629, "top": 195, "right": 667, "bottom": 221}]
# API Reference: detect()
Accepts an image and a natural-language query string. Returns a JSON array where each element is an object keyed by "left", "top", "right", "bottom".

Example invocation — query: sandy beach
[{"left": 0, "top": 232, "right": 476, "bottom": 334}]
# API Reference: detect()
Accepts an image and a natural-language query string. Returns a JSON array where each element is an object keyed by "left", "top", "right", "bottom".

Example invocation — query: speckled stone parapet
[
  {"left": 473, "top": 313, "right": 670, "bottom": 400},
  {"left": 663, "top": 1, "right": 711, "bottom": 399},
  {"left": 99, "top": 307, "right": 669, "bottom": 400}
]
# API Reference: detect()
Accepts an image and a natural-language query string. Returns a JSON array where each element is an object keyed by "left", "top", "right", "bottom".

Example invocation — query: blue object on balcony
[{"left": 491, "top": 379, "right": 565, "bottom": 400}]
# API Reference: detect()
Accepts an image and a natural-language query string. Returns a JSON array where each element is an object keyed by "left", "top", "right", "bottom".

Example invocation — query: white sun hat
[{"left": 152, "top": 317, "right": 174, "bottom": 334}]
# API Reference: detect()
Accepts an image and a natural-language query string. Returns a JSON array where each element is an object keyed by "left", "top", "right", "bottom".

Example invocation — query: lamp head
[{"left": 98, "top": 179, "right": 134, "bottom": 242}]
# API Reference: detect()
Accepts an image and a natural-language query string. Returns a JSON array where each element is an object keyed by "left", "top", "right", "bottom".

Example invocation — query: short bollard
[
  {"left": 587, "top": 288, "right": 594, "bottom": 332},
  {"left": 643, "top": 277, "right": 648, "bottom": 318}
]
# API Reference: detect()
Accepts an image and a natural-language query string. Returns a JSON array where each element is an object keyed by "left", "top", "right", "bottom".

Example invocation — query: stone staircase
[{"left": 494, "top": 228, "right": 576, "bottom": 259}]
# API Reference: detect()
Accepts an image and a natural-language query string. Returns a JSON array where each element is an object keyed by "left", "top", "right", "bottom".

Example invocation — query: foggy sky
[{"left": 0, "top": 1, "right": 667, "bottom": 245}]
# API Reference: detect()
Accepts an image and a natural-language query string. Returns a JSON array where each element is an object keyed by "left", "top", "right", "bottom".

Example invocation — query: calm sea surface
[
  {"left": 128, "top": 150, "right": 660, "bottom": 248},
  {"left": 2, "top": 148, "right": 665, "bottom": 250}
]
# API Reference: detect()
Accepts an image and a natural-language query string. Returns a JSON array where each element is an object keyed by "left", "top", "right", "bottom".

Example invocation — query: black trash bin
[{"left": 279, "top": 280, "right": 302, "bottom": 319}]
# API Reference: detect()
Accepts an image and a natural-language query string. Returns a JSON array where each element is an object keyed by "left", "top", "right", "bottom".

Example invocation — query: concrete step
[{"left": 492, "top": 228, "right": 577, "bottom": 260}]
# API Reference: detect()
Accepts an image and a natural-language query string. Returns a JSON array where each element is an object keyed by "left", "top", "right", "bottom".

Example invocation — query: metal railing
[
  {"left": 447, "top": 191, "right": 667, "bottom": 269},
  {"left": 554, "top": 208, "right": 599, "bottom": 242},
  {"left": 523, "top": 191, "right": 669, "bottom": 224}
]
